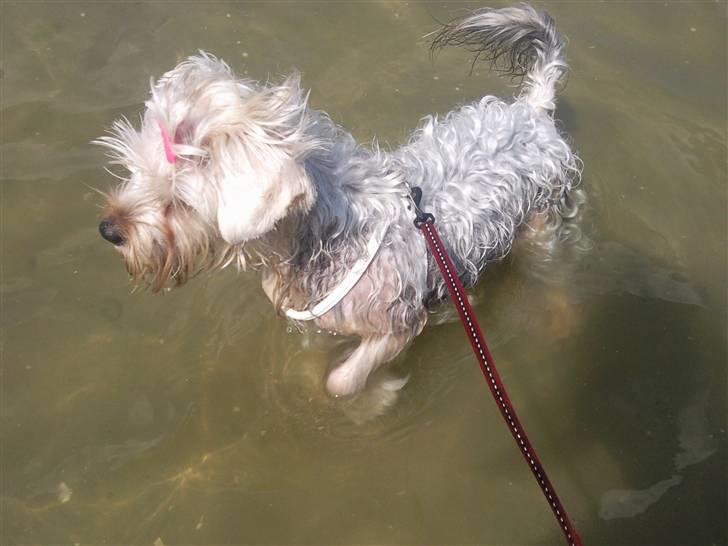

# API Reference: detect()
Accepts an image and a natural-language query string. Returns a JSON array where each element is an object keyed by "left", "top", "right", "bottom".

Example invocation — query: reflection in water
[
  {"left": 675, "top": 390, "right": 718, "bottom": 471},
  {"left": 1, "top": 1, "right": 725, "bottom": 545},
  {"left": 600, "top": 475, "right": 683, "bottom": 520},
  {"left": 532, "top": 240, "right": 705, "bottom": 307},
  {"left": 599, "top": 390, "right": 718, "bottom": 520}
]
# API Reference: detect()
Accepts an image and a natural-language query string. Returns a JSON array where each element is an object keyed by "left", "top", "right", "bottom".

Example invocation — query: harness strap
[
  {"left": 284, "top": 227, "right": 387, "bottom": 321},
  {"left": 413, "top": 188, "right": 583, "bottom": 546}
]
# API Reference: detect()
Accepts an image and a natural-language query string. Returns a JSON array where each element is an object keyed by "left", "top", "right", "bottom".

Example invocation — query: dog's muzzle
[{"left": 99, "top": 218, "right": 125, "bottom": 246}]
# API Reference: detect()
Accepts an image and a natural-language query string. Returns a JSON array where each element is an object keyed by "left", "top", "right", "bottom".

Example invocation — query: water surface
[{"left": 1, "top": 2, "right": 726, "bottom": 545}]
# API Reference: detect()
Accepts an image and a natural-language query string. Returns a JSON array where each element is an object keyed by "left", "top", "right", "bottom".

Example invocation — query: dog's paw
[
  {"left": 340, "top": 372, "right": 409, "bottom": 424},
  {"left": 379, "top": 373, "right": 409, "bottom": 392},
  {"left": 325, "top": 365, "right": 365, "bottom": 398},
  {"left": 325, "top": 364, "right": 408, "bottom": 399}
]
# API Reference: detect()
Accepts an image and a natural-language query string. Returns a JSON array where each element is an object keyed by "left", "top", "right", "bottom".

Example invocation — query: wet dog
[{"left": 97, "top": 4, "right": 582, "bottom": 398}]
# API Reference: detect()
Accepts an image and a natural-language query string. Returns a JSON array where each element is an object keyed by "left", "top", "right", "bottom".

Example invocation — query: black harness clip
[{"left": 410, "top": 186, "right": 435, "bottom": 228}]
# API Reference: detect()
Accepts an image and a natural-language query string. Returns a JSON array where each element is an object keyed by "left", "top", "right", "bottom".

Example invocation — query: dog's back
[{"left": 395, "top": 4, "right": 581, "bottom": 293}]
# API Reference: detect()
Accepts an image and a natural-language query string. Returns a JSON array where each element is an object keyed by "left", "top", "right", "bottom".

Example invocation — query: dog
[{"left": 96, "top": 4, "right": 582, "bottom": 398}]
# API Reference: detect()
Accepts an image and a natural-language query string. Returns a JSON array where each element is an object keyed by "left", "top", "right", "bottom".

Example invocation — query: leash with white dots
[{"left": 411, "top": 187, "right": 584, "bottom": 546}]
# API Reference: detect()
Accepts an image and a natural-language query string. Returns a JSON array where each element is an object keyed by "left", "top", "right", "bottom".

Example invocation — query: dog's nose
[{"left": 99, "top": 219, "right": 125, "bottom": 245}]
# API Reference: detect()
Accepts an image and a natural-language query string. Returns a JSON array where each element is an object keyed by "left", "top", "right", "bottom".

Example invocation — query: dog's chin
[
  {"left": 127, "top": 263, "right": 192, "bottom": 293},
  {"left": 117, "top": 243, "right": 189, "bottom": 293}
]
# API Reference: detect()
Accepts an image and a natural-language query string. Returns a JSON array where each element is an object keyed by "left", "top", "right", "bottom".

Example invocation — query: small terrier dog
[{"left": 97, "top": 4, "right": 582, "bottom": 398}]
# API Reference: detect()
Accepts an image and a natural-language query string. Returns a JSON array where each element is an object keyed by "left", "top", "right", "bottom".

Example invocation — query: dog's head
[{"left": 96, "top": 53, "right": 316, "bottom": 290}]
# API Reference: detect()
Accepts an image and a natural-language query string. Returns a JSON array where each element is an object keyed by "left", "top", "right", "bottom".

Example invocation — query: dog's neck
[{"left": 243, "top": 116, "right": 404, "bottom": 310}]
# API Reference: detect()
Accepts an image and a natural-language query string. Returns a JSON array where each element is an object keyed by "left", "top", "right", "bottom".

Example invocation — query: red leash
[{"left": 411, "top": 187, "right": 584, "bottom": 546}]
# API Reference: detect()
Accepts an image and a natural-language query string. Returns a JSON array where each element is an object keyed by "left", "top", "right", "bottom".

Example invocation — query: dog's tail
[{"left": 431, "top": 3, "right": 567, "bottom": 111}]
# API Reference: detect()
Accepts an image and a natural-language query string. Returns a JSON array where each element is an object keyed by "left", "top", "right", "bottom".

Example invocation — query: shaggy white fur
[{"left": 97, "top": 4, "right": 583, "bottom": 398}]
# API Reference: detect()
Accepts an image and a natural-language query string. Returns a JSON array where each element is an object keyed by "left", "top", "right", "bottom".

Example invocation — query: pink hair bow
[{"left": 158, "top": 121, "right": 177, "bottom": 164}]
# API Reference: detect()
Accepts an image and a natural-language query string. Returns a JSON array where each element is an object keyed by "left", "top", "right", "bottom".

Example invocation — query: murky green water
[{"left": 2, "top": 1, "right": 726, "bottom": 545}]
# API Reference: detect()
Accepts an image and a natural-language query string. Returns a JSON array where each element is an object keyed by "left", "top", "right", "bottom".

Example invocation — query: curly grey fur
[{"left": 261, "top": 4, "right": 580, "bottom": 326}]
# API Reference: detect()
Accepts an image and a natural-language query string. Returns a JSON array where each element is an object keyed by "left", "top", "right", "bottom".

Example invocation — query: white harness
[{"left": 283, "top": 227, "right": 387, "bottom": 321}]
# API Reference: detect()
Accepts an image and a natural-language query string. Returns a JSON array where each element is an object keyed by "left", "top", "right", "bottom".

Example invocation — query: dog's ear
[
  {"left": 203, "top": 74, "right": 317, "bottom": 244},
  {"left": 214, "top": 143, "right": 314, "bottom": 244}
]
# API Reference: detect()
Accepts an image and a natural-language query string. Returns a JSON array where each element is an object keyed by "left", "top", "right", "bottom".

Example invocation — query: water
[{"left": 1, "top": 2, "right": 726, "bottom": 545}]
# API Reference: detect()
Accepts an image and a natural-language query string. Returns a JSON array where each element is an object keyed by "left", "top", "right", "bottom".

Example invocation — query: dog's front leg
[{"left": 325, "top": 334, "right": 409, "bottom": 398}]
